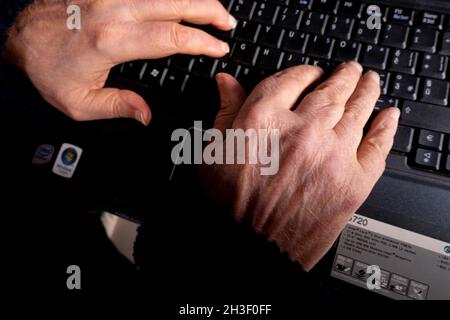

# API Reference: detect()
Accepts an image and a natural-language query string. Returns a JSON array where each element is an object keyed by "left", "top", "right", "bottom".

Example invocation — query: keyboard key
[
  {"left": 390, "top": 49, "right": 418, "bottom": 75},
  {"left": 360, "top": 45, "right": 389, "bottom": 70},
  {"left": 361, "top": 4, "right": 387, "bottom": 21},
  {"left": 419, "top": 54, "right": 448, "bottom": 79},
  {"left": 257, "top": 48, "right": 283, "bottom": 70},
  {"left": 253, "top": 2, "right": 279, "bottom": 25},
  {"left": 388, "top": 8, "right": 415, "bottom": 26},
  {"left": 328, "top": 16, "right": 355, "bottom": 40},
  {"left": 418, "top": 129, "right": 445, "bottom": 151},
  {"left": 353, "top": 20, "right": 381, "bottom": 44},
  {"left": 375, "top": 96, "right": 399, "bottom": 111},
  {"left": 378, "top": 72, "right": 391, "bottom": 95},
  {"left": 410, "top": 26, "right": 439, "bottom": 53},
  {"left": 282, "top": 53, "right": 309, "bottom": 68},
  {"left": 214, "top": 60, "right": 239, "bottom": 77},
  {"left": 232, "top": 42, "right": 260, "bottom": 66},
  {"left": 161, "top": 69, "right": 188, "bottom": 94},
  {"left": 276, "top": 7, "right": 302, "bottom": 30},
  {"left": 414, "top": 148, "right": 441, "bottom": 170},
  {"left": 393, "top": 125, "right": 414, "bottom": 153},
  {"left": 312, "top": 0, "right": 338, "bottom": 14},
  {"left": 235, "top": 21, "right": 261, "bottom": 43},
  {"left": 290, "top": 0, "right": 313, "bottom": 10},
  {"left": 419, "top": 12, "right": 444, "bottom": 29},
  {"left": 401, "top": 101, "right": 450, "bottom": 134},
  {"left": 170, "top": 55, "right": 194, "bottom": 72},
  {"left": 192, "top": 57, "right": 217, "bottom": 78},
  {"left": 445, "top": 157, "right": 450, "bottom": 173},
  {"left": 283, "top": 30, "right": 309, "bottom": 53},
  {"left": 302, "top": 11, "right": 329, "bottom": 35},
  {"left": 381, "top": 23, "right": 410, "bottom": 49},
  {"left": 339, "top": 1, "right": 362, "bottom": 17},
  {"left": 421, "top": 78, "right": 450, "bottom": 106},
  {"left": 440, "top": 31, "right": 450, "bottom": 56},
  {"left": 333, "top": 40, "right": 361, "bottom": 62},
  {"left": 230, "top": 0, "right": 256, "bottom": 20},
  {"left": 259, "top": 25, "right": 285, "bottom": 48},
  {"left": 391, "top": 74, "right": 420, "bottom": 100},
  {"left": 142, "top": 65, "right": 166, "bottom": 87},
  {"left": 308, "top": 36, "right": 335, "bottom": 59},
  {"left": 310, "top": 59, "right": 337, "bottom": 73},
  {"left": 121, "top": 61, "right": 145, "bottom": 81}
]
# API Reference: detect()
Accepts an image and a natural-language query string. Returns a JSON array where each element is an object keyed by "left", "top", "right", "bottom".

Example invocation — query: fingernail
[
  {"left": 350, "top": 61, "right": 363, "bottom": 72},
  {"left": 366, "top": 70, "right": 380, "bottom": 84},
  {"left": 220, "top": 41, "right": 230, "bottom": 54},
  {"left": 390, "top": 108, "right": 401, "bottom": 121},
  {"left": 228, "top": 15, "right": 238, "bottom": 29},
  {"left": 215, "top": 73, "right": 224, "bottom": 85},
  {"left": 136, "top": 111, "right": 147, "bottom": 125}
]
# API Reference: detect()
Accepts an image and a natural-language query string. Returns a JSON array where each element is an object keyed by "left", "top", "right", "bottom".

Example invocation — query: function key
[
  {"left": 338, "top": 1, "right": 362, "bottom": 17},
  {"left": 418, "top": 12, "right": 444, "bottom": 29},
  {"left": 418, "top": 129, "right": 445, "bottom": 151},
  {"left": 414, "top": 148, "right": 441, "bottom": 170},
  {"left": 312, "top": 0, "right": 339, "bottom": 14},
  {"left": 360, "top": 4, "right": 388, "bottom": 21},
  {"left": 290, "top": 0, "right": 313, "bottom": 10},
  {"left": 388, "top": 7, "right": 415, "bottom": 26}
]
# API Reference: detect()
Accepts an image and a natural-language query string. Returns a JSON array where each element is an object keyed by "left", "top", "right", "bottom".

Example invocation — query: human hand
[
  {"left": 5, "top": 0, "right": 236, "bottom": 124},
  {"left": 203, "top": 63, "right": 400, "bottom": 271}
]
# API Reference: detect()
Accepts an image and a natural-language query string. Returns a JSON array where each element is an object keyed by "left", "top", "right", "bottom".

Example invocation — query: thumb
[
  {"left": 214, "top": 73, "right": 247, "bottom": 134},
  {"left": 79, "top": 88, "right": 151, "bottom": 125}
]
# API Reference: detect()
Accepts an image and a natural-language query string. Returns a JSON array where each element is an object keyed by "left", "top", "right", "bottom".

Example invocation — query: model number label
[{"left": 349, "top": 215, "right": 369, "bottom": 227}]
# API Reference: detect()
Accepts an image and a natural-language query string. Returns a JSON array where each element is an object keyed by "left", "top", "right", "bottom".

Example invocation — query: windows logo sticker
[{"left": 52, "top": 143, "right": 83, "bottom": 178}]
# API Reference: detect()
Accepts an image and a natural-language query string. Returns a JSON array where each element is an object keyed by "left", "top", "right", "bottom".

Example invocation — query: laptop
[{"left": 86, "top": 0, "right": 450, "bottom": 299}]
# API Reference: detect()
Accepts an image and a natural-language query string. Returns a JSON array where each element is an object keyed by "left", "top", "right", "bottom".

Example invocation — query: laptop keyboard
[{"left": 109, "top": 0, "right": 450, "bottom": 179}]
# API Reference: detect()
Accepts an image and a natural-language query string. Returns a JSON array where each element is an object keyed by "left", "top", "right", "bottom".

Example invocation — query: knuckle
[
  {"left": 303, "top": 90, "right": 335, "bottom": 108},
  {"left": 170, "top": 24, "right": 191, "bottom": 49},
  {"left": 91, "top": 22, "right": 116, "bottom": 53}
]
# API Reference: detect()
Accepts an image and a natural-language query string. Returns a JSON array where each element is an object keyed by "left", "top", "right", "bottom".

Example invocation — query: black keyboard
[{"left": 108, "top": 0, "right": 450, "bottom": 180}]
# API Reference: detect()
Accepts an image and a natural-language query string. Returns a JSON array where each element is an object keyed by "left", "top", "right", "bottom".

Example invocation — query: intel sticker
[
  {"left": 32, "top": 144, "right": 55, "bottom": 165},
  {"left": 52, "top": 143, "right": 83, "bottom": 178}
]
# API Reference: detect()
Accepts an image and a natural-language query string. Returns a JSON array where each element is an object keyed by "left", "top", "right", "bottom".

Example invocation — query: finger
[
  {"left": 357, "top": 107, "right": 400, "bottom": 183},
  {"left": 295, "top": 61, "right": 363, "bottom": 128},
  {"left": 214, "top": 73, "right": 247, "bottom": 134},
  {"left": 69, "top": 88, "right": 151, "bottom": 124},
  {"left": 126, "top": 0, "right": 237, "bottom": 30},
  {"left": 105, "top": 22, "right": 230, "bottom": 63},
  {"left": 243, "top": 65, "right": 323, "bottom": 112},
  {"left": 335, "top": 71, "right": 381, "bottom": 146}
]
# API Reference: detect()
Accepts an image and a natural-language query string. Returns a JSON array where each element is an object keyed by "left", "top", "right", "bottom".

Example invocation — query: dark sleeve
[{"left": 0, "top": 0, "right": 34, "bottom": 53}]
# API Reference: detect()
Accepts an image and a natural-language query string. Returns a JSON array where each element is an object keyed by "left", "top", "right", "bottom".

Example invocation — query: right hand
[
  {"left": 202, "top": 63, "right": 400, "bottom": 271},
  {"left": 5, "top": 0, "right": 236, "bottom": 124}
]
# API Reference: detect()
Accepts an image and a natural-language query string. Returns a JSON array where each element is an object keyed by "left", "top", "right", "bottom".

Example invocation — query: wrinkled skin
[
  {"left": 5, "top": 1, "right": 399, "bottom": 272},
  {"left": 206, "top": 64, "right": 399, "bottom": 270}
]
